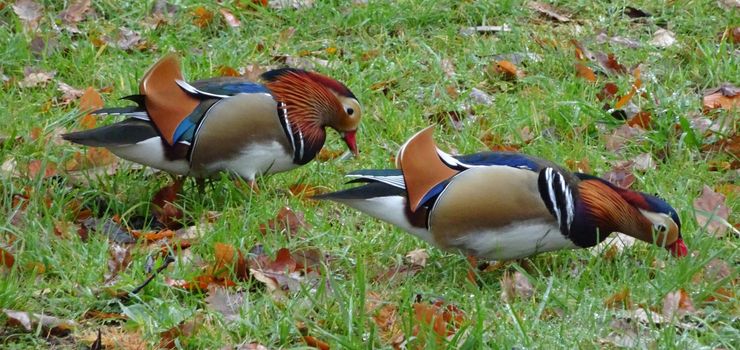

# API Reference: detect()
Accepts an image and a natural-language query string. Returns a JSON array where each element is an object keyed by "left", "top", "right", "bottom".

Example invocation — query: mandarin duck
[
  {"left": 318, "top": 126, "right": 687, "bottom": 260},
  {"left": 63, "top": 55, "right": 361, "bottom": 184}
]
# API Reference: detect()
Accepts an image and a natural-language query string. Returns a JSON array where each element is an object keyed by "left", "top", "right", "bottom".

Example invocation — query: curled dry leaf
[
  {"left": 489, "top": 60, "right": 524, "bottom": 80},
  {"left": 575, "top": 63, "right": 596, "bottom": 82},
  {"left": 365, "top": 292, "right": 403, "bottom": 344},
  {"left": 79, "top": 86, "right": 104, "bottom": 113},
  {"left": 527, "top": 1, "right": 571, "bottom": 22},
  {"left": 604, "top": 287, "right": 633, "bottom": 309},
  {"left": 19, "top": 68, "right": 55, "bottom": 88},
  {"left": 104, "top": 243, "right": 132, "bottom": 285},
  {"left": 77, "top": 327, "right": 146, "bottom": 350},
  {"left": 57, "top": 82, "right": 85, "bottom": 105},
  {"left": 1, "top": 247, "right": 14, "bottom": 269},
  {"left": 412, "top": 300, "right": 466, "bottom": 341},
  {"left": 3, "top": 309, "right": 76, "bottom": 337},
  {"left": 59, "top": 0, "right": 91, "bottom": 25},
  {"left": 151, "top": 181, "right": 184, "bottom": 229},
  {"left": 626, "top": 111, "right": 652, "bottom": 129},
  {"left": 693, "top": 185, "right": 731, "bottom": 237},
  {"left": 702, "top": 83, "right": 739, "bottom": 112},
  {"left": 12, "top": 0, "right": 43, "bottom": 31},
  {"left": 500, "top": 271, "right": 534, "bottom": 302},
  {"left": 205, "top": 286, "right": 244, "bottom": 322},
  {"left": 650, "top": 29, "right": 677, "bottom": 48},
  {"left": 595, "top": 53, "right": 627, "bottom": 76},
  {"left": 219, "top": 8, "right": 241, "bottom": 28},
  {"left": 192, "top": 6, "right": 214, "bottom": 28},
  {"left": 405, "top": 248, "right": 429, "bottom": 267},
  {"left": 565, "top": 158, "right": 591, "bottom": 173},
  {"left": 662, "top": 289, "right": 696, "bottom": 320},
  {"left": 259, "top": 206, "right": 310, "bottom": 235}
]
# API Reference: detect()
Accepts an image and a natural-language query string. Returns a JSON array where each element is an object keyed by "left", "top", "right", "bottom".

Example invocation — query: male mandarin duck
[
  {"left": 63, "top": 55, "right": 361, "bottom": 184},
  {"left": 318, "top": 126, "right": 687, "bottom": 260}
]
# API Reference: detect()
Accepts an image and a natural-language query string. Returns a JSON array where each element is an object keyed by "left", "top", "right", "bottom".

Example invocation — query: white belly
[
  {"left": 204, "top": 141, "right": 296, "bottom": 180},
  {"left": 443, "top": 220, "right": 577, "bottom": 260},
  {"left": 109, "top": 137, "right": 190, "bottom": 175}
]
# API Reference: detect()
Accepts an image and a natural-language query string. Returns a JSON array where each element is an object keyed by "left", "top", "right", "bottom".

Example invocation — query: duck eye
[
  {"left": 346, "top": 107, "right": 354, "bottom": 116},
  {"left": 655, "top": 224, "right": 668, "bottom": 233}
]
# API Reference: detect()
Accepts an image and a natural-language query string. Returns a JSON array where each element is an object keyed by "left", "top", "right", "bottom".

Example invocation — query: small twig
[{"left": 127, "top": 255, "right": 175, "bottom": 296}]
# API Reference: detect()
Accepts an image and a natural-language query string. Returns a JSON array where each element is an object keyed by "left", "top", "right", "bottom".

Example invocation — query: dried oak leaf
[
  {"left": 259, "top": 206, "right": 310, "bottom": 235},
  {"left": 59, "top": 0, "right": 91, "bottom": 25},
  {"left": 693, "top": 185, "right": 731, "bottom": 237},
  {"left": 3, "top": 309, "right": 76, "bottom": 337},
  {"left": 219, "top": 8, "right": 241, "bottom": 28},
  {"left": 500, "top": 271, "right": 534, "bottom": 302},
  {"left": 702, "top": 83, "right": 739, "bottom": 112},
  {"left": 412, "top": 300, "right": 466, "bottom": 342},
  {"left": 104, "top": 243, "right": 132, "bottom": 286},
  {"left": 662, "top": 289, "right": 696, "bottom": 320},
  {"left": 152, "top": 181, "right": 184, "bottom": 229},
  {"left": 12, "top": 0, "right": 43, "bottom": 31},
  {"left": 650, "top": 29, "right": 677, "bottom": 48},
  {"left": 489, "top": 60, "right": 524, "bottom": 80},
  {"left": 192, "top": 6, "right": 214, "bottom": 28},
  {"left": 405, "top": 248, "right": 429, "bottom": 267},
  {"left": 269, "top": 0, "right": 316, "bottom": 10},
  {"left": 19, "top": 68, "right": 55, "bottom": 88},
  {"left": 575, "top": 63, "right": 596, "bottom": 82},
  {"left": 527, "top": 1, "right": 571, "bottom": 22}
]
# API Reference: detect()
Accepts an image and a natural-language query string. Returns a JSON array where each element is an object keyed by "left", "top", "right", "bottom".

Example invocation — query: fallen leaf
[
  {"left": 631, "top": 153, "right": 656, "bottom": 171},
  {"left": 412, "top": 300, "right": 466, "bottom": 341},
  {"left": 662, "top": 289, "right": 696, "bottom": 320},
  {"left": 626, "top": 111, "right": 652, "bottom": 129},
  {"left": 104, "top": 243, "right": 132, "bottom": 285},
  {"left": 159, "top": 315, "right": 202, "bottom": 349},
  {"left": 717, "top": 0, "right": 740, "bottom": 10},
  {"left": 365, "top": 292, "right": 403, "bottom": 344},
  {"left": 152, "top": 181, "right": 184, "bottom": 229},
  {"left": 0, "top": 247, "right": 14, "bottom": 269},
  {"left": 59, "top": 0, "right": 91, "bottom": 25},
  {"left": 702, "top": 83, "right": 739, "bottom": 112},
  {"left": 603, "top": 164, "right": 635, "bottom": 189},
  {"left": 591, "top": 233, "right": 637, "bottom": 259},
  {"left": 205, "top": 286, "right": 243, "bottom": 322},
  {"left": 81, "top": 217, "right": 136, "bottom": 244},
  {"left": 693, "top": 185, "right": 731, "bottom": 237},
  {"left": 219, "top": 8, "right": 241, "bottom": 28},
  {"left": 604, "top": 287, "right": 633, "bottom": 309},
  {"left": 237, "top": 343, "right": 269, "bottom": 350},
  {"left": 594, "top": 32, "right": 642, "bottom": 48},
  {"left": 241, "top": 64, "right": 270, "bottom": 81},
  {"left": 650, "top": 29, "right": 677, "bottom": 48},
  {"left": 604, "top": 125, "right": 646, "bottom": 153},
  {"left": 3, "top": 309, "right": 76, "bottom": 337},
  {"left": 289, "top": 183, "right": 324, "bottom": 198},
  {"left": 216, "top": 65, "right": 240, "bottom": 77},
  {"left": 373, "top": 264, "right": 423, "bottom": 284},
  {"left": 19, "top": 68, "right": 55, "bottom": 88},
  {"left": 108, "top": 27, "right": 148, "bottom": 51},
  {"left": 213, "top": 242, "right": 248, "bottom": 281},
  {"left": 79, "top": 87, "right": 104, "bottom": 113},
  {"left": 12, "top": 0, "right": 43, "bottom": 31},
  {"left": 259, "top": 207, "right": 310, "bottom": 236},
  {"left": 490, "top": 60, "right": 524, "bottom": 80},
  {"left": 76, "top": 327, "right": 146, "bottom": 350},
  {"left": 527, "top": 1, "right": 571, "bottom": 22},
  {"left": 595, "top": 53, "right": 628, "bottom": 76},
  {"left": 303, "top": 335, "right": 330, "bottom": 350},
  {"left": 26, "top": 159, "right": 58, "bottom": 179},
  {"left": 269, "top": 0, "right": 316, "bottom": 10},
  {"left": 316, "top": 148, "right": 344, "bottom": 161},
  {"left": 192, "top": 6, "right": 214, "bottom": 28},
  {"left": 57, "top": 82, "right": 85, "bottom": 105},
  {"left": 440, "top": 58, "right": 456, "bottom": 78},
  {"left": 565, "top": 158, "right": 591, "bottom": 173},
  {"left": 405, "top": 249, "right": 429, "bottom": 267},
  {"left": 500, "top": 271, "right": 534, "bottom": 302},
  {"left": 575, "top": 63, "right": 596, "bottom": 82},
  {"left": 468, "top": 88, "right": 493, "bottom": 105},
  {"left": 623, "top": 6, "right": 651, "bottom": 19}
]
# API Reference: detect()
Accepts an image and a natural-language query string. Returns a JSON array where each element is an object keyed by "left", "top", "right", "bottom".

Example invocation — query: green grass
[{"left": 1, "top": 0, "right": 738, "bottom": 349}]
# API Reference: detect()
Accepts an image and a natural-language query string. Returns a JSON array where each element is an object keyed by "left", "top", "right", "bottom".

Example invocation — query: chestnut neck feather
[
  {"left": 577, "top": 179, "right": 653, "bottom": 241},
  {"left": 265, "top": 72, "right": 342, "bottom": 164}
]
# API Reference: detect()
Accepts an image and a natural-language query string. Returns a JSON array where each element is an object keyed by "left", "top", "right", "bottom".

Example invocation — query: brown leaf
[
  {"left": 603, "top": 165, "right": 635, "bottom": 189},
  {"left": 527, "top": 1, "right": 571, "bottom": 22},
  {"left": 626, "top": 111, "right": 652, "bottom": 129},
  {"left": 259, "top": 207, "right": 310, "bottom": 235},
  {"left": 26, "top": 159, "right": 58, "bottom": 179},
  {"left": 702, "top": 83, "right": 739, "bottom": 112},
  {"left": 650, "top": 29, "right": 677, "bottom": 48},
  {"left": 159, "top": 316, "right": 202, "bottom": 349},
  {"left": 603, "top": 125, "right": 646, "bottom": 152},
  {"left": 662, "top": 289, "right": 695, "bottom": 320},
  {"left": 373, "top": 264, "right": 423, "bottom": 283},
  {"left": 575, "top": 63, "right": 596, "bottom": 82},
  {"left": 595, "top": 53, "right": 628, "bottom": 76},
  {"left": 205, "top": 286, "right": 244, "bottom": 322},
  {"left": 565, "top": 158, "right": 591, "bottom": 173},
  {"left": 490, "top": 60, "right": 524, "bottom": 80},
  {"left": 19, "top": 68, "right": 55, "bottom": 88},
  {"left": 412, "top": 300, "right": 466, "bottom": 340},
  {"left": 303, "top": 335, "right": 330, "bottom": 350},
  {"left": 79, "top": 87, "right": 104, "bottom": 113},
  {"left": 77, "top": 327, "right": 146, "bottom": 350},
  {"left": 405, "top": 249, "right": 429, "bottom": 267},
  {"left": 631, "top": 153, "right": 656, "bottom": 171},
  {"left": 12, "top": 0, "right": 43, "bottom": 31},
  {"left": 104, "top": 243, "right": 132, "bottom": 285},
  {"left": 107, "top": 27, "right": 148, "bottom": 51},
  {"left": 59, "top": 0, "right": 91, "bottom": 25},
  {"left": 238, "top": 343, "right": 269, "bottom": 350},
  {"left": 597, "top": 82, "right": 619, "bottom": 101},
  {"left": 57, "top": 82, "right": 85, "bottom": 105},
  {"left": 316, "top": 148, "right": 345, "bottom": 161},
  {"left": 213, "top": 243, "right": 248, "bottom": 281},
  {"left": 192, "top": 6, "right": 214, "bottom": 28},
  {"left": 4, "top": 309, "right": 76, "bottom": 337},
  {"left": 152, "top": 181, "right": 184, "bottom": 229},
  {"left": 623, "top": 6, "right": 651, "bottom": 19},
  {"left": 604, "top": 287, "right": 633, "bottom": 309},
  {"left": 216, "top": 65, "right": 240, "bottom": 77},
  {"left": 365, "top": 292, "right": 403, "bottom": 344},
  {"left": 500, "top": 271, "right": 534, "bottom": 302},
  {"left": 693, "top": 185, "right": 731, "bottom": 237},
  {"left": 219, "top": 8, "right": 241, "bottom": 27},
  {"left": 0, "top": 247, "right": 14, "bottom": 269},
  {"left": 289, "top": 183, "right": 324, "bottom": 198}
]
